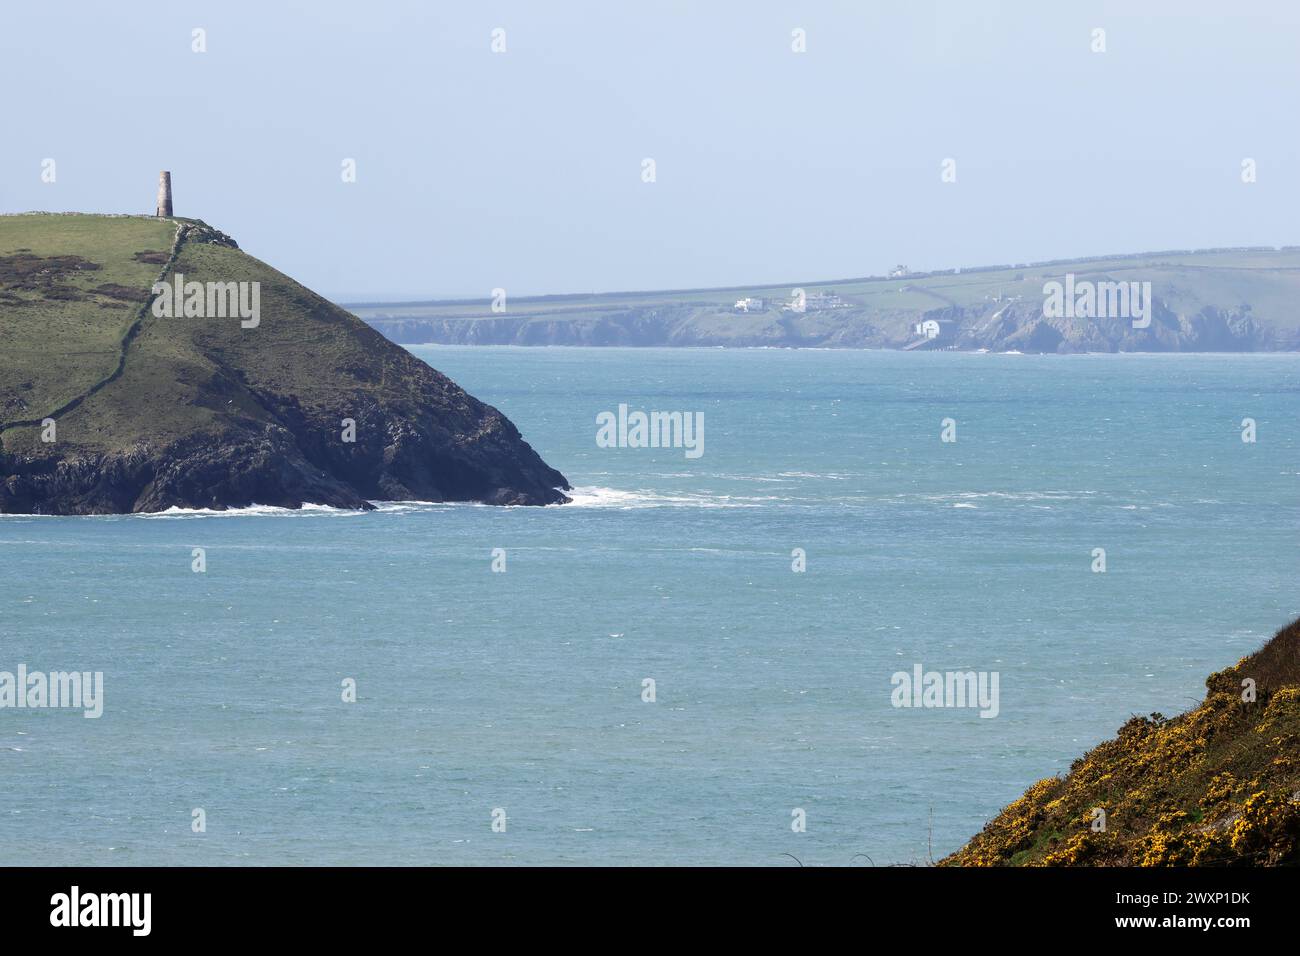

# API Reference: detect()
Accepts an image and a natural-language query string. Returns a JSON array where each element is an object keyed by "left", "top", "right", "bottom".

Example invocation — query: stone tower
[{"left": 156, "top": 171, "right": 173, "bottom": 217}]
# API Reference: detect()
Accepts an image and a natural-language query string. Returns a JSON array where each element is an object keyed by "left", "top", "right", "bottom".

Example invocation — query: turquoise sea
[{"left": 1, "top": 347, "right": 1296, "bottom": 865}]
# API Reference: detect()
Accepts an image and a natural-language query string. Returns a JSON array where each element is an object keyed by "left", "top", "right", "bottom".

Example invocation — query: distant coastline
[{"left": 349, "top": 245, "right": 1300, "bottom": 353}]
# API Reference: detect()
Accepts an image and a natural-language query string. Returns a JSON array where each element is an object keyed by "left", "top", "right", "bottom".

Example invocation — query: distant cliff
[
  {"left": 0, "top": 213, "right": 569, "bottom": 514},
  {"left": 351, "top": 246, "right": 1300, "bottom": 352},
  {"left": 945, "top": 617, "right": 1300, "bottom": 866}
]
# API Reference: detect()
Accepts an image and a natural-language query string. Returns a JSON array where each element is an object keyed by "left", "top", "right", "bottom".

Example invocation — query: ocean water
[{"left": 1, "top": 347, "right": 1296, "bottom": 866}]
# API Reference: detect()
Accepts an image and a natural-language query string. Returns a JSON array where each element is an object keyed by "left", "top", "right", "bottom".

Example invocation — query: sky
[{"left": 2, "top": 0, "right": 1298, "bottom": 301}]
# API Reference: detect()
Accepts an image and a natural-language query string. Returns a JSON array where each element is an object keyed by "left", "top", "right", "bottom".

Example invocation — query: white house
[{"left": 915, "top": 319, "right": 941, "bottom": 339}]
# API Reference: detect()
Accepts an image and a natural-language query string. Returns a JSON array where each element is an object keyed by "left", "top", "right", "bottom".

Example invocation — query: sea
[{"left": 1, "top": 347, "right": 1296, "bottom": 865}]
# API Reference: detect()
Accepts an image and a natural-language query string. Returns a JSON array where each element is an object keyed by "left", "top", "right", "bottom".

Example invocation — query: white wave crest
[{"left": 562, "top": 486, "right": 766, "bottom": 509}]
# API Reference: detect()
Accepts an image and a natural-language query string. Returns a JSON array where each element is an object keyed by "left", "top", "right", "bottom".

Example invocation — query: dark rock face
[
  {"left": 1, "top": 431, "right": 369, "bottom": 514},
  {"left": 1, "top": 401, "right": 570, "bottom": 513},
  {"left": 1, "top": 405, "right": 570, "bottom": 514},
  {"left": 237, "top": 384, "right": 571, "bottom": 508}
]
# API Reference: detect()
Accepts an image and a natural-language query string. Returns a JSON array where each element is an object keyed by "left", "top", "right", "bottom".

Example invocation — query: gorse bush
[{"left": 946, "top": 617, "right": 1300, "bottom": 866}]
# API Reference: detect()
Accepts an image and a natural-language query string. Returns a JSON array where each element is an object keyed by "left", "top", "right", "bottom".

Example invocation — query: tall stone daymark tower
[{"left": 156, "top": 171, "right": 173, "bottom": 217}]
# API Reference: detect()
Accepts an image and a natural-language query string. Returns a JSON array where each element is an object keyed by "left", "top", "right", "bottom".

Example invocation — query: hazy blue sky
[{"left": 3, "top": 1, "right": 1298, "bottom": 300}]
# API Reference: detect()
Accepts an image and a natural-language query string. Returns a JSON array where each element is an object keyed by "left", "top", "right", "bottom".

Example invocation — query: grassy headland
[{"left": 0, "top": 213, "right": 568, "bottom": 512}]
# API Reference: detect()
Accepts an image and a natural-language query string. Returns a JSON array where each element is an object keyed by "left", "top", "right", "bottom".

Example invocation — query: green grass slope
[
  {"left": 0, "top": 214, "right": 177, "bottom": 426},
  {"left": 944, "top": 617, "right": 1300, "bottom": 866}
]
